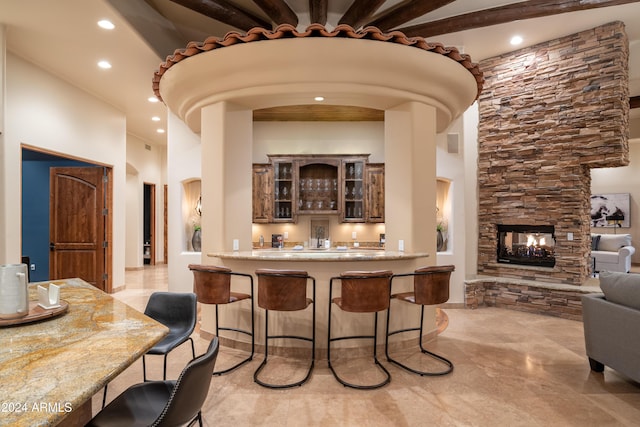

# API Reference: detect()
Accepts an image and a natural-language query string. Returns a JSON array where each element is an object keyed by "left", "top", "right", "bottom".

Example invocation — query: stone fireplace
[
  {"left": 497, "top": 225, "right": 555, "bottom": 268},
  {"left": 476, "top": 22, "right": 629, "bottom": 286}
]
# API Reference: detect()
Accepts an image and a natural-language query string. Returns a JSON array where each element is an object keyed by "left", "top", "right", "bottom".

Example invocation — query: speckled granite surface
[
  {"left": 208, "top": 249, "right": 429, "bottom": 262},
  {"left": 0, "top": 278, "right": 168, "bottom": 426}
]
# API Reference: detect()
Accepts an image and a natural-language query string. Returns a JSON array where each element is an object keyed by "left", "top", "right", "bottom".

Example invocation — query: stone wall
[
  {"left": 477, "top": 22, "right": 629, "bottom": 285},
  {"left": 465, "top": 278, "right": 601, "bottom": 321}
]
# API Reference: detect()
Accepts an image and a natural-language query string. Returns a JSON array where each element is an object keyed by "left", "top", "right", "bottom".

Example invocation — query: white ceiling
[{"left": 2, "top": 0, "right": 639, "bottom": 147}]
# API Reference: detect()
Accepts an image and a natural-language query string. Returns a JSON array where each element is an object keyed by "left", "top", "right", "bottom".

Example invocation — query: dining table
[{"left": 0, "top": 278, "right": 168, "bottom": 426}]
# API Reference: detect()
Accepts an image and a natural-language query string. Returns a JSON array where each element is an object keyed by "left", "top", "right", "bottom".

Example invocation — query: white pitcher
[{"left": 0, "top": 264, "right": 29, "bottom": 319}]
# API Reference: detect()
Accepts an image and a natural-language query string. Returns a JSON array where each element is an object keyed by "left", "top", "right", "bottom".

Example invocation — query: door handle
[{"left": 50, "top": 242, "right": 55, "bottom": 251}]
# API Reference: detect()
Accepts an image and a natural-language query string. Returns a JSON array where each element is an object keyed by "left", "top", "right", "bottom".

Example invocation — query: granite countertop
[
  {"left": 208, "top": 249, "right": 429, "bottom": 262},
  {"left": 0, "top": 278, "right": 168, "bottom": 426}
]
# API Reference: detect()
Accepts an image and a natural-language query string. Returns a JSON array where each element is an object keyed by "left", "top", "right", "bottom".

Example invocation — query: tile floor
[{"left": 91, "top": 264, "right": 640, "bottom": 426}]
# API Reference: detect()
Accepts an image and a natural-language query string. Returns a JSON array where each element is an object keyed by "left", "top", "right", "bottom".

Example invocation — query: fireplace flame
[{"left": 526, "top": 235, "right": 546, "bottom": 247}]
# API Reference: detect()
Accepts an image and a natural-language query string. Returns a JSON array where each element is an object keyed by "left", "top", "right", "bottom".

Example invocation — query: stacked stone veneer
[
  {"left": 477, "top": 21, "right": 629, "bottom": 286},
  {"left": 465, "top": 278, "right": 601, "bottom": 321}
]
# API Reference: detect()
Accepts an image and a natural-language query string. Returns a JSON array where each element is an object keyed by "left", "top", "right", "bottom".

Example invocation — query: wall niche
[{"left": 182, "top": 179, "right": 201, "bottom": 252}]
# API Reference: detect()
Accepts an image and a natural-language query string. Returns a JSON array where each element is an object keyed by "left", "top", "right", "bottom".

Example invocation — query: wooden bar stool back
[
  {"left": 188, "top": 264, "right": 254, "bottom": 375},
  {"left": 254, "top": 268, "right": 316, "bottom": 389},
  {"left": 328, "top": 270, "right": 393, "bottom": 389},
  {"left": 386, "top": 265, "right": 455, "bottom": 376}
]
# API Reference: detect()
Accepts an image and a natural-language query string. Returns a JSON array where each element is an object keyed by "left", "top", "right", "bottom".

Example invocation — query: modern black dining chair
[
  {"left": 102, "top": 291, "right": 198, "bottom": 408},
  {"left": 87, "top": 337, "right": 219, "bottom": 427},
  {"left": 142, "top": 292, "right": 198, "bottom": 381}
]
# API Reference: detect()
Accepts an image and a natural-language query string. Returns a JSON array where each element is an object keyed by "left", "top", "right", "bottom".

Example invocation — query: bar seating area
[
  {"left": 93, "top": 264, "right": 640, "bottom": 426},
  {"left": 182, "top": 264, "right": 454, "bottom": 390}
]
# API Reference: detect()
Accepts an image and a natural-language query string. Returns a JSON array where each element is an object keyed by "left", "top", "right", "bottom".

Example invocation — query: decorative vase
[
  {"left": 192, "top": 229, "right": 202, "bottom": 252},
  {"left": 437, "top": 230, "right": 445, "bottom": 252}
]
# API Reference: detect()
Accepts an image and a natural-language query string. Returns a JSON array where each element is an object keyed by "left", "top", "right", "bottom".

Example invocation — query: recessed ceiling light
[
  {"left": 510, "top": 35, "right": 523, "bottom": 46},
  {"left": 151, "top": 116, "right": 161, "bottom": 122},
  {"left": 97, "top": 20, "right": 115, "bottom": 30},
  {"left": 148, "top": 96, "right": 159, "bottom": 103},
  {"left": 97, "top": 60, "right": 112, "bottom": 69},
  {"left": 156, "top": 128, "right": 165, "bottom": 134},
  {"left": 314, "top": 96, "right": 325, "bottom": 102}
]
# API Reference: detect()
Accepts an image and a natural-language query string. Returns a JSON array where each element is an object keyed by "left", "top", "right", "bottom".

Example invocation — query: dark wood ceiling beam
[
  {"left": 367, "top": 0, "right": 456, "bottom": 31},
  {"left": 253, "top": 0, "right": 298, "bottom": 26},
  {"left": 169, "top": 0, "right": 270, "bottom": 32},
  {"left": 338, "top": 0, "right": 386, "bottom": 28},
  {"left": 396, "top": 0, "right": 640, "bottom": 38},
  {"left": 631, "top": 96, "right": 640, "bottom": 109},
  {"left": 309, "top": 0, "right": 328, "bottom": 25}
]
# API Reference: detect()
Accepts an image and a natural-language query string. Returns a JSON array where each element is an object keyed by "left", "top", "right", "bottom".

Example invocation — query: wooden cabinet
[
  {"left": 252, "top": 155, "right": 384, "bottom": 224},
  {"left": 298, "top": 158, "right": 340, "bottom": 215},
  {"left": 252, "top": 164, "right": 272, "bottom": 223},
  {"left": 272, "top": 160, "right": 295, "bottom": 222},
  {"left": 341, "top": 158, "right": 366, "bottom": 222},
  {"left": 366, "top": 163, "right": 385, "bottom": 223}
]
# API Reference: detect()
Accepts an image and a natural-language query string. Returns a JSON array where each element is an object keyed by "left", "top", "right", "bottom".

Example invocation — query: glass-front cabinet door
[
  {"left": 298, "top": 160, "right": 340, "bottom": 214},
  {"left": 342, "top": 158, "right": 366, "bottom": 222},
  {"left": 273, "top": 161, "right": 294, "bottom": 222}
]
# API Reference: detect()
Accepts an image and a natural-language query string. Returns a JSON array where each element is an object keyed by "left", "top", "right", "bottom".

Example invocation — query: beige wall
[
  {"left": 0, "top": 25, "right": 7, "bottom": 264},
  {"left": 2, "top": 53, "right": 128, "bottom": 288},
  {"left": 167, "top": 112, "right": 202, "bottom": 293},
  {"left": 436, "top": 105, "right": 476, "bottom": 303},
  {"left": 252, "top": 121, "right": 385, "bottom": 163}
]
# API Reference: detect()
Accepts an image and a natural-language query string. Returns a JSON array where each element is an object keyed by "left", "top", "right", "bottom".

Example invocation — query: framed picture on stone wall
[{"left": 590, "top": 193, "right": 630, "bottom": 228}]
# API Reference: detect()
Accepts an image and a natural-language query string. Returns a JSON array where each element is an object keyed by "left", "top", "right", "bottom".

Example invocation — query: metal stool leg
[
  {"left": 212, "top": 300, "right": 254, "bottom": 376},
  {"left": 327, "top": 277, "right": 391, "bottom": 390},
  {"left": 386, "top": 304, "right": 453, "bottom": 376},
  {"left": 253, "top": 307, "right": 315, "bottom": 389}
]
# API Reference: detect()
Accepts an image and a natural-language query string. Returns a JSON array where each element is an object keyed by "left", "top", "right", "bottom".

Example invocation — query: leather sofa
[
  {"left": 582, "top": 271, "right": 640, "bottom": 382},
  {"left": 590, "top": 233, "right": 635, "bottom": 273}
]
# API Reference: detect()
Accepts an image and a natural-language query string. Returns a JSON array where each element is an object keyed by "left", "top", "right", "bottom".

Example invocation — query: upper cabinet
[
  {"left": 272, "top": 159, "right": 295, "bottom": 222},
  {"left": 365, "top": 163, "right": 385, "bottom": 223},
  {"left": 252, "top": 164, "right": 272, "bottom": 223},
  {"left": 298, "top": 158, "right": 340, "bottom": 215},
  {"left": 341, "top": 158, "right": 366, "bottom": 223},
  {"left": 252, "top": 155, "right": 384, "bottom": 224}
]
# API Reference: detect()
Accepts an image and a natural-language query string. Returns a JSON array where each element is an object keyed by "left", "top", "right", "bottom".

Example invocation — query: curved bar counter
[{"left": 204, "top": 250, "right": 432, "bottom": 358}]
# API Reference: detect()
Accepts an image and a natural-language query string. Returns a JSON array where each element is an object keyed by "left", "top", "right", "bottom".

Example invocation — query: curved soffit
[{"left": 155, "top": 24, "right": 484, "bottom": 133}]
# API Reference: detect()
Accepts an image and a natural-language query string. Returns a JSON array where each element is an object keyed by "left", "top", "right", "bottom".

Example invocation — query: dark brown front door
[{"left": 49, "top": 167, "right": 109, "bottom": 291}]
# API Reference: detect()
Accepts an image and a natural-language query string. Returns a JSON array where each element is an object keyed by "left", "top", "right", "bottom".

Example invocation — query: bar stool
[
  {"left": 328, "top": 270, "right": 393, "bottom": 389},
  {"left": 188, "top": 264, "right": 254, "bottom": 375},
  {"left": 385, "top": 265, "right": 455, "bottom": 376},
  {"left": 254, "top": 269, "right": 316, "bottom": 389}
]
